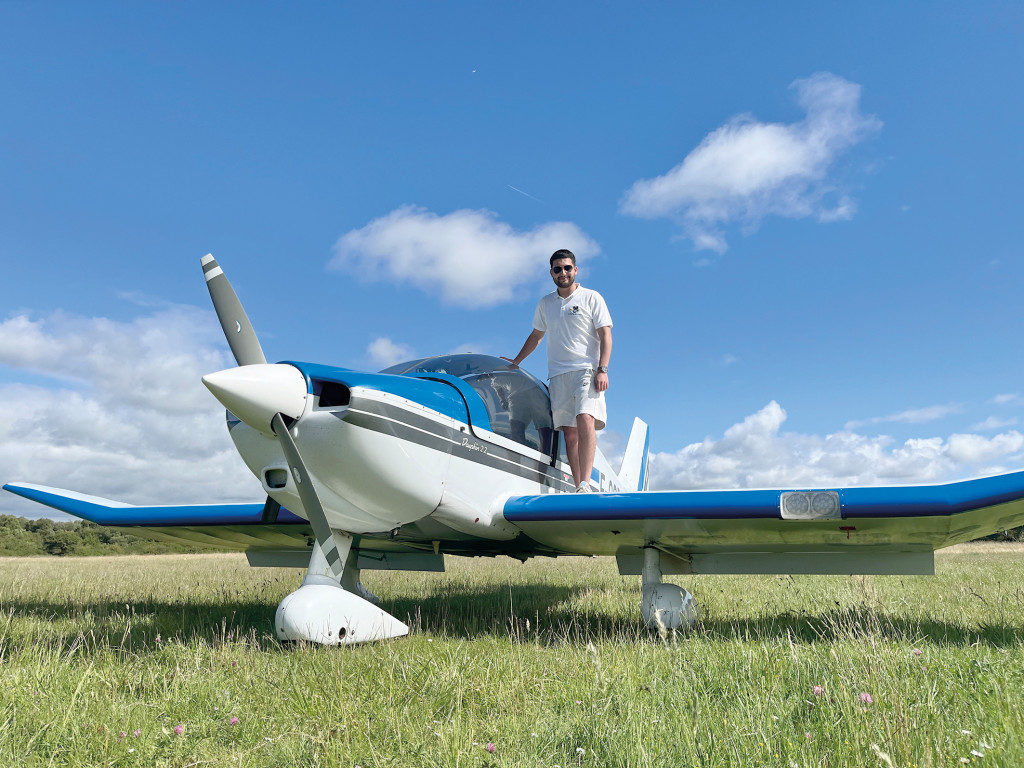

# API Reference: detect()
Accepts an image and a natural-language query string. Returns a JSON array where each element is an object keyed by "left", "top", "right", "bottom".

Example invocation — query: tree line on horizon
[{"left": 0, "top": 515, "right": 218, "bottom": 557}]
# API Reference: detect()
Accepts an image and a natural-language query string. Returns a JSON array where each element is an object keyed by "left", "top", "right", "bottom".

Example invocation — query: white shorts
[{"left": 549, "top": 369, "right": 606, "bottom": 431}]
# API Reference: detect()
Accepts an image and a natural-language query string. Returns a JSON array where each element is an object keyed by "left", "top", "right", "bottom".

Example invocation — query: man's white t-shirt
[{"left": 532, "top": 285, "right": 612, "bottom": 379}]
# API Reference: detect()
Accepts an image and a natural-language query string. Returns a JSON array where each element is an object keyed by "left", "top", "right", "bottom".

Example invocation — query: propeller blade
[
  {"left": 201, "top": 254, "right": 267, "bottom": 366},
  {"left": 272, "top": 412, "right": 347, "bottom": 581}
]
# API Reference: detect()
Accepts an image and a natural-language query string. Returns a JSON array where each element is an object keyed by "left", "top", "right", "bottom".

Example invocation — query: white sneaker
[{"left": 575, "top": 483, "right": 592, "bottom": 493}]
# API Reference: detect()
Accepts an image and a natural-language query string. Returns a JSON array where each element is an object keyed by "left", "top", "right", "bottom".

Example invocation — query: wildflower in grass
[
  {"left": 913, "top": 648, "right": 923, "bottom": 657},
  {"left": 859, "top": 692, "right": 873, "bottom": 705},
  {"left": 119, "top": 731, "right": 127, "bottom": 741},
  {"left": 576, "top": 747, "right": 586, "bottom": 755},
  {"left": 155, "top": 635, "right": 162, "bottom": 645},
  {"left": 971, "top": 749, "right": 985, "bottom": 757},
  {"left": 806, "top": 732, "right": 812, "bottom": 740},
  {"left": 133, "top": 729, "right": 141, "bottom": 738},
  {"left": 230, "top": 717, "right": 239, "bottom": 726},
  {"left": 173, "top": 725, "right": 184, "bottom": 735},
  {"left": 486, "top": 743, "right": 496, "bottom": 753},
  {"left": 812, "top": 685, "right": 824, "bottom": 696}
]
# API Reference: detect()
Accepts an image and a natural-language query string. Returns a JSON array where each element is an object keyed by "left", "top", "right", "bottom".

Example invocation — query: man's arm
[
  {"left": 503, "top": 329, "right": 545, "bottom": 367},
  {"left": 595, "top": 326, "right": 612, "bottom": 392}
]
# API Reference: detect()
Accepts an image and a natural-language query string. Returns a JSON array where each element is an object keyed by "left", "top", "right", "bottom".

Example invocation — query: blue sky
[{"left": 2, "top": 2, "right": 1023, "bottom": 517}]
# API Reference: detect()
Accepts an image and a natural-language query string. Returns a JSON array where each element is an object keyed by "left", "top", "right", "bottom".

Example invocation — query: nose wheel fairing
[{"left": 275, "top": 583, "right": 409, "bottom": 645}]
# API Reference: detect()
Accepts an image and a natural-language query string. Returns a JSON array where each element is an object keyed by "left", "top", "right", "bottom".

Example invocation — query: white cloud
[
  {"left": 992, "top": 393, "right": 1021, "bottom": 405},
  {"left": 446, "top": 341, "right": 485, "bottom": 355},
  {"left": 620, "top": 72, "right": 882, "bottom": 253},
  {"left": 0, "top": 307, "right": 262, "bottom": 516},
  {"left": 946, "top": 431, "right": 1024, "bottom": 464},
  {"left": 649, "top": 401, "right": 1024, "bottom": 491},
  {"left": 845, "top": 403, "right": 961, "bottom": 430},
  {"left": 972, "top": 416, "right": 1017, "bottom": 431},
  {"left": 367, "top": 337, "right": 416, "bottom": 369},
  {"left": 331, "top": 205, "right": 599, "bottom": 308}
]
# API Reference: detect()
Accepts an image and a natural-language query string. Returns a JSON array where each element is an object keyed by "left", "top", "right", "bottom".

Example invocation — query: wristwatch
[{"left": 597, "top": 366, "right": 609, "bottom": 373}]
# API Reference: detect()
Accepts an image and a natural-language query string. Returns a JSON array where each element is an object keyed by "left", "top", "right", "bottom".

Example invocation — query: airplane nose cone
[{"left": 202, "top": 364, "right": 308, "bottom": 434}]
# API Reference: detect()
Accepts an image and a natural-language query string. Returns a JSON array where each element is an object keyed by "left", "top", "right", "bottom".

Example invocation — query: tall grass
[{"left": 0, "top": 546, "right": 1021, "bottom": 766}]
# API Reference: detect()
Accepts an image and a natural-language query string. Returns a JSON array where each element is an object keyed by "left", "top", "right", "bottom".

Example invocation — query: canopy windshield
[{"left": 382, "top": 354, "right": 554, "bottom": 455}]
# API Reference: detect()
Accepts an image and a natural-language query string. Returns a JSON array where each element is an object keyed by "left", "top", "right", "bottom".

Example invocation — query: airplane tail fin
[{"left": 618, "top": 418, "right": 650, "bottom": 492}]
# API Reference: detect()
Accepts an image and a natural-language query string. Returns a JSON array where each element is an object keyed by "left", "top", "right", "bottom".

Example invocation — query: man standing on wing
[{"left": 506, "top": 249, "right": 612, "bottom": 493}]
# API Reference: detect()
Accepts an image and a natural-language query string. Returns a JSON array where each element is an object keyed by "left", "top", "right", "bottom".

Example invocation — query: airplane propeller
[
  {"left": 201, "top": 254, "right": 266, "bottom": 367},
  {"left": 200, "top": 254, "right": 408, "bottom": 643}
]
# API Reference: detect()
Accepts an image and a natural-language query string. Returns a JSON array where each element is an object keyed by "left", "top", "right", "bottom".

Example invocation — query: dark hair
[{"left": 549, "top": 249, "right": 576, "bottom": 267}]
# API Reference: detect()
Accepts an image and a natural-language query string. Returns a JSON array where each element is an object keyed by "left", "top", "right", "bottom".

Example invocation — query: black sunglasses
[{"left": 551, "top": 265, "right": 575, "bottom": 274}]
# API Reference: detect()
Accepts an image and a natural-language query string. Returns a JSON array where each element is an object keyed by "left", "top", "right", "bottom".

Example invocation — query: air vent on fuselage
[
  {"left": 265, "top": 468, "right": 288, "bottom": 489},
  {"left": 313, "top": 379, "right": 351, "bottom": 408}
]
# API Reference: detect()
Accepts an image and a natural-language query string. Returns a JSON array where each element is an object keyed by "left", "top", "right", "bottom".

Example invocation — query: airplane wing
[
  {"left": 503, "top": 470, "right": 1024, "bottom": 575},
  {"left": 10, "top": 470, "right": 1024, "bottom": 577},
  {"left": 0, "top": 483, "right": 447, "bottom": 571},
  {"left": 1, "top": 482, "right": 526, "bottom": 569},
  {"left": 2, "top": 482, "right": 316, "bottom": 551}
]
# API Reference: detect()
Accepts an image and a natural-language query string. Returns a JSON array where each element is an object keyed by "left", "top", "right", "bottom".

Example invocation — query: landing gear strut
[{"left": 274, "top": 532, "right": 408, "bottom": 645}]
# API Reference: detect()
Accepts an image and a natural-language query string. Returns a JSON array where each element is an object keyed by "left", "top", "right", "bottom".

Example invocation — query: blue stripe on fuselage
[{"left": 283, "top": 361, "right": 491, "bottom": 431}]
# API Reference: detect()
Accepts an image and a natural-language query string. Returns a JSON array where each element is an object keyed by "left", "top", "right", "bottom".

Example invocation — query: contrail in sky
[{"left": 507, "top": 184, "right": 543, "bottom": 203}]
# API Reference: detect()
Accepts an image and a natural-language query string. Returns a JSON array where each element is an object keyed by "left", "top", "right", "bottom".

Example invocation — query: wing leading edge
[
  {"left": 2, "top": 483, "right": 303, "bottom": 526},
  {"left": 1, "top": 482, "right": 316, "bottom": 553},
  {"left": 503, "top": 471, "right": 1024, "bottom": 573}
]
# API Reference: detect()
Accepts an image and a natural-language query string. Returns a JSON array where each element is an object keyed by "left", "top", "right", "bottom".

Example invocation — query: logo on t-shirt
[{"left": 570, "top": 305, "right": 581, "bottom": 315}]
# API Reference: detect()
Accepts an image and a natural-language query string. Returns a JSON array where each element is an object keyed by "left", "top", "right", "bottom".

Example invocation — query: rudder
[{"left": 618, "top": 417, "right": 650, "bottom": 492}]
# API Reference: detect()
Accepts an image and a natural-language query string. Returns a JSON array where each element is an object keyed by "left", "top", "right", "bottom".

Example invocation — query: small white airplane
[{"left": 7, "top": 255, "right": 1024, "bottom": 645}]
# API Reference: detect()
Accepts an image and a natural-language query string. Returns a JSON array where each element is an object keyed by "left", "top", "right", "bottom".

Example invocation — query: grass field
[{"left": 1, "top": 546, "right": 1022, "bottom": 767}]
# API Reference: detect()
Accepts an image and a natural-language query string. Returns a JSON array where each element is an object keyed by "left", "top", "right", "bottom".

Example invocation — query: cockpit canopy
[{"left": 381, "top": 354, "right": 554, "bottom": 455}]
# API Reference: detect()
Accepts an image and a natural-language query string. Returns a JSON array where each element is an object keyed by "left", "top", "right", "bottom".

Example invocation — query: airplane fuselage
[{"left": 222, "top": 359, "right": 622, "bottom": 542}]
